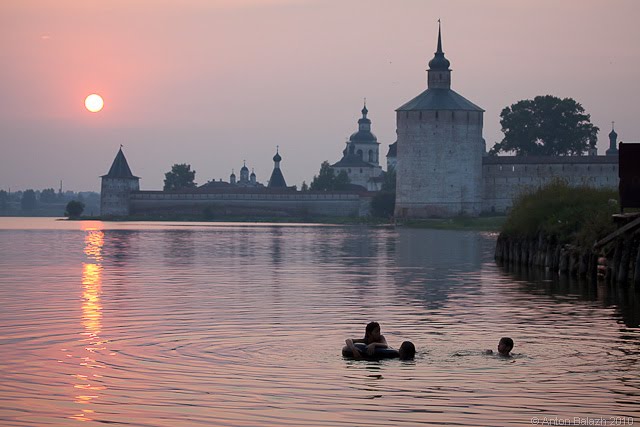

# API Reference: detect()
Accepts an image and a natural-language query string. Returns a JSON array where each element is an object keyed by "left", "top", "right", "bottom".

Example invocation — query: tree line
[{"left": 0, "top": 188, "right": 99, "bottom": 217}]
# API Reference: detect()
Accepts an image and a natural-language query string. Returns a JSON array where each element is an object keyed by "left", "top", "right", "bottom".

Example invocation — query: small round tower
[
  {"left": 268, "top": 147, "right": 287, "bottom": 188},
  {"left": 606, "top": 122, "right": 619, "bottom": 156}
]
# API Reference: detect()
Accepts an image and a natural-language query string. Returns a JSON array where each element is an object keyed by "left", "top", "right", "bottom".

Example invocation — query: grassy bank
[{"left": 501, "top": 180, "right": 619, "bottom": 247}]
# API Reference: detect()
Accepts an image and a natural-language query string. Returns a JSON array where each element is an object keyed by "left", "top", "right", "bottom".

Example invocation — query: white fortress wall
[{"left": 396, "top": 110, "right": 484, "bottom": 217}]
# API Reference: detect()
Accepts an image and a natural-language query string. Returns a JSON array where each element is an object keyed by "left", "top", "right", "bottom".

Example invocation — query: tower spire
[
  {"left": 427, "top": 20, "right": 451, "bottom": 89},
  {"left": 437, "top": 19, "right": 443, "bottom": 53}
]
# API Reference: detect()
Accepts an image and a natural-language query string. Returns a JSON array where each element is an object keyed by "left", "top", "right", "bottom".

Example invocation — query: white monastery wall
[{"left": 396, "top": 110, "right": 484, "bottom": 217}]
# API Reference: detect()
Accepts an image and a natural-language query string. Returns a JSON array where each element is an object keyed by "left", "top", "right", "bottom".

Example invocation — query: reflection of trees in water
[
  {"left": 498, "top": 262, "right": 640, "bottom": 328},
  {"left": 388, "top": 229, "right": 489, "bottom": 310}
]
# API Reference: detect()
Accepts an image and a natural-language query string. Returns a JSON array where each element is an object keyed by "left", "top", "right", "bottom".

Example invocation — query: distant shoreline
[{"left": 57, "top": 215, "right": 507, "bottom": 231}]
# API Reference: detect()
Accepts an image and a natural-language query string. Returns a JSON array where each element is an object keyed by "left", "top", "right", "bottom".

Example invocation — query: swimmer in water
[
  {"left": 485, "top": 337, "right": 514, "bottom": 357},
  {"left": 344, "top": 321, "right": 388, "bottom": 359},
  {"left": 398, "top": 341, "right": 416, "bottom": 360}
]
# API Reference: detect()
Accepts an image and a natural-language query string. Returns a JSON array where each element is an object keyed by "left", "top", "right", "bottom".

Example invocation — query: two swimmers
[{"left": 343, "top": 321, "right": 416, "bottom": 360}]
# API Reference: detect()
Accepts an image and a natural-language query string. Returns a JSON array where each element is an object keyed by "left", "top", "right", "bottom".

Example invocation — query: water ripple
[{"left": 0, "top": 220, "right": 638, "bottom": 426}]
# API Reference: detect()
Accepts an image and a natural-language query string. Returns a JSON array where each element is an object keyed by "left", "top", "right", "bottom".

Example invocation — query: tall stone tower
[
  {"left": 100, "top": 147, "right": 140, "bottom": 217},
  {"left": 394, "top": 23, "right": 485, "bottom": 218}
]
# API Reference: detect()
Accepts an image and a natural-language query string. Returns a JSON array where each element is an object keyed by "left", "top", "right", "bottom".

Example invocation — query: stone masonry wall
[
  {"left": 129, "top": 191, "right": 371, "bottom": 218},
  {"left": 482, "top": 157, "right": 618, "bottom": 213},
  {"left": 395, "top": 110, "right": 484, "bottom": 217},
  {"left": 101, "top": 178, "right": 139, "bottom": 216}
]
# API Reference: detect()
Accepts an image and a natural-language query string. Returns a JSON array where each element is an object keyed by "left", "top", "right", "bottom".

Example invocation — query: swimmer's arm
[
  {"left": 365, "top": 336, "right": 388, "bottom": 355},
  {"left": 345, "top": 339, "right": 363, "bottom": 358}
]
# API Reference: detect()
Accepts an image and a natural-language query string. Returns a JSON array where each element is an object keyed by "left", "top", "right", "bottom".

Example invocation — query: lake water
[{"left": 0, "top": 217, "right": 638, "bottom": 427}]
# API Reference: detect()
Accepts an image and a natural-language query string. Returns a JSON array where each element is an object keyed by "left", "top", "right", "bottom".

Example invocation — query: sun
[{"left": 85, "top": 94, "right": 104, "bottom": 113}]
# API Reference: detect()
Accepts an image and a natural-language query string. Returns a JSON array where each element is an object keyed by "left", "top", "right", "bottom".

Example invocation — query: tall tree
[
  {"left": 489, "top": 95, "right": 599, "bottom": 156},
  {"left": 164, "top": 164, "right": 197, "bottom": 191},
  {"left": 21, "top": 189, "right": 37, "bottom": 211},
  {"left": 371, "top": 192, "right": 396, "bottom": 218},
  {"left": 309, "top": 161, "right": 350, "bottom": 191},
  {"left": 381, "top": 167, "right": 396, "bottom": 192}
]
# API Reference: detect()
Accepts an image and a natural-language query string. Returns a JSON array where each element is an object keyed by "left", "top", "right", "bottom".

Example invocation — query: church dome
[
  {"left": 273, "top": 152, "right": 282, "bottom": 162},
  {"left": 240, "top": 165, "right": 249, "bottom": 172},
  {"left": 609, "top": 128, "right": 618, "bottom": 139},
  {"left": 349, "top": 102, "right": 377, "bottom": 143},
  {"left": 349, "top": 129, "right": 377, "bottom": 143}
]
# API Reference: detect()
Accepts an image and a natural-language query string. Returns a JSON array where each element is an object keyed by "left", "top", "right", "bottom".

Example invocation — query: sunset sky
[{"left": 1, "top": 0, "right": 638, "bottom": 192}]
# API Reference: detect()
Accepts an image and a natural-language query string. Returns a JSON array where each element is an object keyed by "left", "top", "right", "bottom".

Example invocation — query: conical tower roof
[
  {"left": 101, "top": 147, "right": 139, "bottom": 179},
  {"left": 268, "top": 148, "right": 287, "bottom": 188}
]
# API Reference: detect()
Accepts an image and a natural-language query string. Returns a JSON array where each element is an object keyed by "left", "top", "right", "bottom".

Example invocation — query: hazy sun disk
[{"left": 85, "top": 94, "right": 104, "bottom": 113}]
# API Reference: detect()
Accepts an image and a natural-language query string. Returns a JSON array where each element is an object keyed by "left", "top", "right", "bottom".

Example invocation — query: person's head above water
[
  {"left": 364, "top": 321, "right": 381, "bottom": 342},
  {"left": 498, "top": 337, "right": 514, "bottom": 356},
  {"left": 398, "top": 341, "right": 416, "bottom": 360}
]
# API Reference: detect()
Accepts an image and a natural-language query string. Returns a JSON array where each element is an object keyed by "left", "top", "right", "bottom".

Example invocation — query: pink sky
[{"left": 1, "top": 0, "right": 638, "bottom": 191}]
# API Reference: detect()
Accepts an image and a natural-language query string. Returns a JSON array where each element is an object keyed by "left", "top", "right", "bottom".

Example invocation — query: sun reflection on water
[
  {"left": 71, "top": 226, "right": 107, "bottom": 421},
  {"left": 82, "top": 263, "right": 102, "bottom": 335}
]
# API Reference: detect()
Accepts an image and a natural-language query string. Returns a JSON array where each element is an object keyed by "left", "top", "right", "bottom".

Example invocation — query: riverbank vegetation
[
  {"left": 501, "top": 180, "right": 618, "bottom": 247},
  {"left": 494, "top": 181, "right": 640, "bottom": 285}
]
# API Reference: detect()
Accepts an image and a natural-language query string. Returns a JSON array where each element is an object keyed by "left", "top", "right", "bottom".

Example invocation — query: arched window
[
  {"left": 357, "top": 149, "right": 363, "bottom": 160},
  {"left": 368, "top": 150, "right": 374, "bottom": 162}
]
